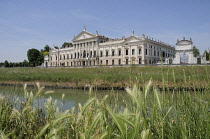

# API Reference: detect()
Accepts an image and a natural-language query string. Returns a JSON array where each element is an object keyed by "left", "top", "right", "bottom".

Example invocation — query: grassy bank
[
  {"left": 0, "top": 82, "right": 209, "bottom": 138},
  {"left": 0, "top": 66, "right": 210, "bottom": 89}
]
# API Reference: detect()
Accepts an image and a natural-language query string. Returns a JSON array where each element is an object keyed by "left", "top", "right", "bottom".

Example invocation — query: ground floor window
[
  {"left": 139, "top": 58, "right": 141, "bottom": 64},
  {"left": 112, "top": 60, "right": 114, "bottom": 65},
  {"left": 119, "top": 59, "right": 121, "bottom": 65},
  {"left": 126, "top": 59, "right": 129, "bottom": 65},
  {"left": 106, "top": 60, "right": 108, "bottom": 65},
  {"left": 101, "top": 60, "right": 102, "bottom": 64}
]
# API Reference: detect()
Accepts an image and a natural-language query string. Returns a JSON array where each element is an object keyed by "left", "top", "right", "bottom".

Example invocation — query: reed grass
[{"left": 0, "top": 80, "right": 209, "bottom": 138}]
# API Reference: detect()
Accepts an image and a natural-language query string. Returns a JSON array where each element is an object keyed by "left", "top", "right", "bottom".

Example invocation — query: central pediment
[
  {"left": 72, "top": 31, "right": 97, "bottom": 42},
  {"left": 123, "top": 36, "right": 141, "bottom": 43}
]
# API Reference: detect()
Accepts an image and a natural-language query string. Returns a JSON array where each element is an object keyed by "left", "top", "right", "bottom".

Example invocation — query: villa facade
[{"left": 48, "top": 27, "right": 175, "bottom": 67}]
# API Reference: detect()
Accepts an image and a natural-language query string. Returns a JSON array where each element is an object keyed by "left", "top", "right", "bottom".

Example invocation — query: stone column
[{"left": 142, "top": 44, "right": 145, "bottom": 64}]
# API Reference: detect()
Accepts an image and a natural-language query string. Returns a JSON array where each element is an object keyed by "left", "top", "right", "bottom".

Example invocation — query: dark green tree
[
  {"left": 23, "top": 60, "right": 29, "bottom": 67},
  {"left": 61, "top": 42, "right": 73, "bottom": 48},
  {"left": 44, "top": 45, "right": 51, "bottom": 52},
  {"left": 0, "top": 62, "right": 4, "bottom": 67},
  {"left": 9, "top": 62, "right": 14, "bottom": 67},
  {"left": 27, "top": 48, "right": 41, "bottom": 67},
  {"left": 203, "top": 50, "right": 209, "bottom": 61},
  {"left": 193, "top": 46, "right": 200, "bottom": 57},
  {"left": 4, "top": 60, "right": 9, "bottom": 67}
]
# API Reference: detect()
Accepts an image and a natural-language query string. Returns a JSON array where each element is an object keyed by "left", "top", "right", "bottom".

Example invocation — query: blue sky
[{"left": 0, "top": 0, "right": 210, "bottom": 62}]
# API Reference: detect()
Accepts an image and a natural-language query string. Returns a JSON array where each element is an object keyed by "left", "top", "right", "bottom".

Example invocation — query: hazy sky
[{"left": 0, "top": 0, "right": 210, "bottom": 62}]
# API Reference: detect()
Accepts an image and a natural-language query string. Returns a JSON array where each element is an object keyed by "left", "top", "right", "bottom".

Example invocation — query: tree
[
  {"left": 193, "top": 46, "right": 200, "bottom": 57},
  {"left": 23, "top": 60, "right": 29, "bottom": 67},
  {"left": 27, "top": 48, "right": 41, "bottom": 67},
  {"left": 4, "top": 60, "right": 9, "bottom": 67},
  {"left": 44, "top": 45, "right": 51, "bottom": 52},
  {"left": 61, "top": 42, "right": 73, "bottom": 48},
  {"left": 203, "top": 50, "right": 209, "bottom": 61}
]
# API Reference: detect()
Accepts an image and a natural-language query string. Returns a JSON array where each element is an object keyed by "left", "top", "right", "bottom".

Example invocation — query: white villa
[{"left": 46, "top": 27, "right": 176, "bottom": 67}]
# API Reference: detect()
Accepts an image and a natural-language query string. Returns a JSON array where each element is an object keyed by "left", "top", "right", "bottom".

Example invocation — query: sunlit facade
[{"left": 48, "top": 28, "right": 175, "bottom": 67}]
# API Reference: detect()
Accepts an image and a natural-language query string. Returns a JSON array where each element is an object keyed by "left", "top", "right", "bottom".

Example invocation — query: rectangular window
[
  {"left": 126, "top": 59, "right": 129, "bottom": 65},
  {"left": 158, "top": 51, "right": 159, "bottom": 56},
  {"left": 145, "top": 49, "right": 147, "bottom": 55},
  {"left": 112, "top": 60, "right": 114, "bottom": 65},
  {"left": 154, "top": 51, "right": 156, "bottom": 56},
  {"left": 101, "top": 60, "right": 102, "bottom": 64},
  {"left": 119, "top": 59, "right": 121, "bottom": 65},
  {"left": 106, "top": 51, "right": 108, "bottom": 57},
  {"left": 126, "top": 49, "right": 128, "bottom": 55},
  {"left": 112, "top": 50, "right": 115, "bottom": 56},
  {"left": 139, "top": 58, "right": 141, "bottom": 64},
  {"left": 118, "top": 50, "right": 121, "bottom": 56},
  {"left": 132, "top": 49, "right": 135, "bottom": 55},
  {"left": 94, "top": 51, "right": 96, "bottom": 57},
  {"left": 139, "top": 48, "right": 141, "bottom": 54}
]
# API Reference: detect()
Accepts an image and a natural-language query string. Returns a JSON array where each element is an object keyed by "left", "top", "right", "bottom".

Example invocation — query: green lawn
[{"left": 0, "top": 66, "right": 209, "bottom": 89}]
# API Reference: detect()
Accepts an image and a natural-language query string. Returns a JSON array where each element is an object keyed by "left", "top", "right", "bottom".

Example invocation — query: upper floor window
[
  {"left": 90, "top": 51, "right": 92, "bottom": 57},
  {"left": 132, "top": 49, "right": 135, "bottom": 55},
  {"left": 94, "top": 51, "right": 96, "bottom": 57},
  {"left": 100, "top": 51, "right": 103, "bottom": 57},
  {"left": 139, "top": 48, "right": 141, "bottom": 54},
  {"left": 106, "top": 51, "right": 109, "bottom": 57},
  {"left": 145, "top": 49, "right": 147, "bottom": 55},
  {"left": 126, "top": 49, "right": 129, "bottom": 55},
  {"left": 118, "top": 50, "right": 121, "bottom": 56},
  {"left": 112, "top": 50, "right": 115, "bottom": 56}
]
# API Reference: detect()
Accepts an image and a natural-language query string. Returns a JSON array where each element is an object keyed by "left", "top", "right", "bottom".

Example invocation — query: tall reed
[{"left": 0, "top": 80, "right": 209, "bottom": 138}]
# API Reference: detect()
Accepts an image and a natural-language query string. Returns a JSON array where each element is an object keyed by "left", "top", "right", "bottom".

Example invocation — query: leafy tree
[
  {"left": 203, "top": 50, "right": 209, "bottom": 61},
  {"left": 4, "top": 60, "right": 9, "bottom": 67},
  {"left": 43, "top": 51, "right": 49, "bottom": 56},
  {"left": 0, "top": 62, "right": 4, "bottom": 67},
  {"left": 193, "top": 46, "right": 200, "bottom": 57},
  {"left": 27, "top": 48, "right": 41, "bottom": 67},
  {"left": 9, "top": 62, "right": 14, "bottom": 67},
  {"left": 23, "top": 60, "right": 29, "bottom": 67},
  {"left": 61, "top": 42, "right": 73, "bottom": 48},
  {"left": 14, "top": 63, "right": 19, "bottom": 67},
  {"left": 44, "top": 45, "right": 51, "bottom": 52}
]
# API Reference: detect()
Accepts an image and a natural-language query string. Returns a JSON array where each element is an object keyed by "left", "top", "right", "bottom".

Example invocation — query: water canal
[{"left": 0, "top": 85, "right": 127, "bottom": 111}]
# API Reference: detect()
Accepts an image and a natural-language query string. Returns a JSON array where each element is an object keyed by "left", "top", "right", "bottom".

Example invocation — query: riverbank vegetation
[
  {"left": 0, "top": 81, "right": 209, "bottom": 138},
  {"left": 0, "top": 66, "right": 210, "bottom": 89}
]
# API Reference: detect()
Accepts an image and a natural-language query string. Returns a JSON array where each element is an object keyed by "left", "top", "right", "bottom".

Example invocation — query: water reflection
[{"left": 0, "top": 85, "right": 127, "bottom": 112}]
